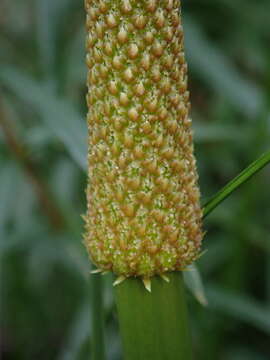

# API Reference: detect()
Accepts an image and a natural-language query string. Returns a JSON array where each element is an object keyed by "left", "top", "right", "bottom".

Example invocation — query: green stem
[
  {"left": 203, "top": 150, "right": 270, "bottom": 218},
  {"left": 115, "top": 273, "right": 192, "bottom": 360},
  {"left": 91, "top": 276, "right": 105, "bottom": 360}
]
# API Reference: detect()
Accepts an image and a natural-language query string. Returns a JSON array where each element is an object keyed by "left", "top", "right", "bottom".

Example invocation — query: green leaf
[
  {"left": 0, "top": 163, "right": 20, "bottom": 233},
  {"left": 0, "top": 67, "right": 87, "bottom": 170},
  {"left": 207, "top": 285, "right": 270, "bottom": 335},
  {"left": 184, "top": 17, "right": 264, "bottom": 118},
  {"left": 183, "top": 264, "right": 208, "bottom": 306},
  {"left": 35, "top": 0, "right": 55, "bottom": 75},
  {"left": 65, "top": 26, "right": 86, "bottom": 86},
  {"left": 193, "top": 122, "right": 249, "bottom": 143},
  {"left": 224, "top": 347, "right": 269, "bottom": 360},
  {"left": 58, "top": 303, "right": 91, "bottom": 360},
  {"left": 35, "top": 0, "right": 77, "bottom": 77},
  {"left": 203, "top": 150, "right": 270, "bottom": 218}
]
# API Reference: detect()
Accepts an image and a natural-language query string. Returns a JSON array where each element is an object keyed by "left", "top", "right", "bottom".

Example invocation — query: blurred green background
[{"left": 0, "top": 0, "right": 269, "bottom": 359}]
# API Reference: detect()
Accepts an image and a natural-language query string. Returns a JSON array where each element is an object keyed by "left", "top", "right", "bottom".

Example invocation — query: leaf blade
[
  {"left": 203, "top": 150, "right": 270, "bottom": 218},
  {"left": 183, "top": 264, "right": 208, "bottom": 306},
  {"left": 0, "top": 67, "right": 87, "bottom": 170}
]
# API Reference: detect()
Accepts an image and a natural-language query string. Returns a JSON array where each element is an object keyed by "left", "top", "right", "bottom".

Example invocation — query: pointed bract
[
  {"left": 143, "top": 277, "right": 152, "bottom": 293},
  {"left": 113, "top": 275, "right": 126, "bottom": 286}
]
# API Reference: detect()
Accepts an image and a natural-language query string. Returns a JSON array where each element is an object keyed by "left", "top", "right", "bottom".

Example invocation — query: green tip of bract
[
  {"left": 91, "top": 269, "right": 103, "bottom": 274},
  {"left": 142, "top": 277, "right": 151, "bottom": 292},
  {"left": 113, "top": 275, "right": 126, "bottom": 286},
  {"left": 112, "top": 273, "right": 174, "bottom": 291},
  {"left": 160, "top": 274, "right": 170, "bottom": 283}
]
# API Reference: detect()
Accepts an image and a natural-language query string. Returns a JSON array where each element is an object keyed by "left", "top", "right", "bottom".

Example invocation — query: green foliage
[
  {"left": 203, "top": 151, "right": 270, "bottom": 217},
  {"left": 0, "top": 0, "right": 269, "bottom": 359}
]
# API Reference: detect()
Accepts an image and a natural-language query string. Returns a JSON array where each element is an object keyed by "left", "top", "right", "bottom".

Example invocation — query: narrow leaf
[
  {"left": 183, "top": 264, "right": 208, "bottom": 306},
  {"left": 203, "top": 150, "right": 270, "bottom": 218},
  {"left": 207, "top": 285, "right": 270, "bottom": 335},
  {"left": 58, "top": 303, "right": 90, "bottom": 360},
  {"left": 0, "top": 67, "right": 87, "bottom": 170},
  {"left": 35, "top": 0, "right": 55, "bottom": 75},
  {"left": 184, "top": 17, "right": 263, "bottom": 118}
]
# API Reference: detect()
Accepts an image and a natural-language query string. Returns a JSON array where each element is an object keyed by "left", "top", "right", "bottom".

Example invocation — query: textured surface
[{"left": 84, "top": 0, "right": 203, "bottom": 277}]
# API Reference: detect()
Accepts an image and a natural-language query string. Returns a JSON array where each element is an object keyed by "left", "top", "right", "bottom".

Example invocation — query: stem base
[{"left": 115, "top": 272, "right": 192, "bottom": 360}]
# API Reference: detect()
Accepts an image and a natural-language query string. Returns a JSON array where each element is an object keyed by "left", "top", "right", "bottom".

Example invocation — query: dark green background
[{"left": 0, "top": 0, "right": 269, "bottom": 359}]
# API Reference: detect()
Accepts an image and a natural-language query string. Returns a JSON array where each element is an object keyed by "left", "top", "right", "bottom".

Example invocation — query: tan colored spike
[{"left": 84, "top": 0, "right": 203, "bottom": 278}]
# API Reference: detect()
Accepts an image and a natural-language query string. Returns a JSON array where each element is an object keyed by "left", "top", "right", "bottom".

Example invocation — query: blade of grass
[
  {"left": 58, "top": 302, "right": 90, "bottom": 360},
  {"left": 184, "top": 17, "right": 263, "bottom": 118},
  {"left": 0, "top": 101, "right": 65, "bottom": 230},
  {"left": 203, "top": 150, "right": 270, "bottom": 218},
  {"left": 35, "top": 0, "right": 55, "bottom": 76},
  {"left": 183, "top": 265, "right": 208, "bottom": 306},
  {"left": 0, "top": 67, "right": 87, "bottom": 170},
  {"left": 207, "top": 285, "right": 270, "bottom": 335}
]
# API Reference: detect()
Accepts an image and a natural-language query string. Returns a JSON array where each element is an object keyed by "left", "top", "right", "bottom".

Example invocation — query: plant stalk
[{"left": 115, "top": 273, "right": 192, "bottom": 360}]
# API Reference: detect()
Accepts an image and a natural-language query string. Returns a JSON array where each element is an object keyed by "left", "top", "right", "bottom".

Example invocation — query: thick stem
[{"left": 115, "top": 272, "right": 192, "bottom": 360}]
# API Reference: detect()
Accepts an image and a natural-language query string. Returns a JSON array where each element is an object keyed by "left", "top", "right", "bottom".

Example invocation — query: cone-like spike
[
  {"left": 113, "top": 275, "right": 126, "bottom": 286},
  {"left": 160, "top": 274, "right": 170, "bottom": 283},
  {"left": 142, "top": 277, "right": 152, "bottom": 292},
  {"left": 91, "top": 269, "right": 103, "bottom": 274},
  {"left": 101, "top": 271, "right": 110, "bottom": 275},
  {"left": 84, "top": 0, "right": 203, "bottom": 278}
]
